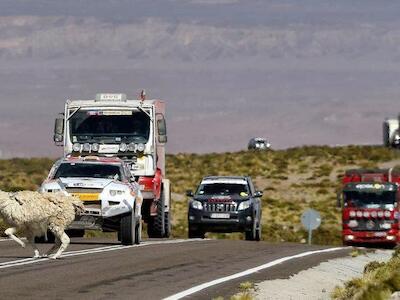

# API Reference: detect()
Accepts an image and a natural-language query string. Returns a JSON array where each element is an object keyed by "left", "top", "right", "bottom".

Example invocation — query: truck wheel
[
  {"left": 120, "top": 212, "right": 135, "bottom": 245},
  {"left": 147, "top": 200, "right": 166, "bottom": 238},
  {"left": 164, "top": 211, "right": 171, "bottom": 238}
]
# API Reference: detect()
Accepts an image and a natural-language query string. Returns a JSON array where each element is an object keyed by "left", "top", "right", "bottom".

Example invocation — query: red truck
[{"left": 339, "top": 168, "right": 400, "bottom": 246}]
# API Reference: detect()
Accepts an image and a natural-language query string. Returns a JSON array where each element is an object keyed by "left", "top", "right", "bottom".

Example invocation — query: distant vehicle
[
  {"left": 383, "top": 118, "right": 399, "bottom": 148},
  {"left": 40, "top": 156, "right": 143, "bottom": 245},
  {"left": 338, "top": 168, "right": 400, "bottom": 246},
  {"left": 248, "top": 137, "right": 271, "bottom": 150},
  {"left": 187, "top": 176, "right": 262, "bottom": 241}
]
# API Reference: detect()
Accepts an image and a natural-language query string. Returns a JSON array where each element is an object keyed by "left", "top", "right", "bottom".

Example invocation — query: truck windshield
[
  {"left": 344, "top": 191, "right": 396, "bottom": 209},
  {"left": 196, "top": 183, "right": 249, "bottom": 196},
  {"left": 54, "top": 163, "right": 122, "bottom": 180},
  {"left": 69, "top": 110, "right": 150, "bottom": 143}
]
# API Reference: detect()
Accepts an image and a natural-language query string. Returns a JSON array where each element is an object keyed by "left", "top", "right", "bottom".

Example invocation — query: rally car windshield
[
  {"left": 69, "top": 110, "right": 150, "bottom": 143},
  {"left": 54, "top": 163, "right": 122, "bottom": 180},
  {"left": 344, "top": 191, "right": 396, "bottom": 209},
  {"left": 196, "top": 183, "right": 249, "bottom": 196}
]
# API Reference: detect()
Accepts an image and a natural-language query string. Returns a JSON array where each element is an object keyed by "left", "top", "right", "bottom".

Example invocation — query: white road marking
[
  {"left": 163, "top": 247, "right": 346, "bottom": 300},
  {"left": 0, "top": 239, "right": 203, "bottom": 270},
  {"left": 0, "top": 238, "right": 26, "bottom": 243}
]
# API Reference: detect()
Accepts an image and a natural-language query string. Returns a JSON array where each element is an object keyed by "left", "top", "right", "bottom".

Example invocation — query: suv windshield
[
  {"left": 344, "top": 191, "right": 396, "bottom": 209},
  {"left": 54, "top": 163, "right": 122, "bottom": 180},
  {"left": 196, "top": 183, "right": 249, "bottom": 196},
  {"left": 69, "top": 110, "right": 150, "bottom": 143}
]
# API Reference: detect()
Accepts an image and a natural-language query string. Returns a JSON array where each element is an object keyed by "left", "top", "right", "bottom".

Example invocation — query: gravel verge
[{"left": 255, "top": 249, "right": 393, "bottom": 300}]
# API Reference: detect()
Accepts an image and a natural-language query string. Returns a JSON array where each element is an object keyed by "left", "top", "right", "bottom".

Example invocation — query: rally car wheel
[
  {"left": 120, "top": 212, "right": 135, "bottom": 245},
  {"left": 135, "top": 218, "right": 142, "bottom": 245}
]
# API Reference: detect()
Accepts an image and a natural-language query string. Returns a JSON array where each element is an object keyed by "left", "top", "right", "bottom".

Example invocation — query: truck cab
[
  {"left": 53, "top": 93, "right": 171, "bottom": 238},
  {"left": 339, "top": 169, "right": 400, "bottom": 246}
]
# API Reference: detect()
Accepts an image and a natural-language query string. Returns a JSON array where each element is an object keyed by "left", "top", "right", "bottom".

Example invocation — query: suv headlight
[
  {"left": 238, "top": 200, "right": 252, "bottom": 210},
  {"left": 109, "top": 190, "right": 125, "bottom": 196},
  {"left": 191, "top": 200, "right": 203, "bottom": 210}
]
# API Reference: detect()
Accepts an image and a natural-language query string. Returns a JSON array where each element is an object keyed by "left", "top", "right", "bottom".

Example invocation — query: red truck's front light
[
  {"left": 344, "top": 235, "right": 354, "bottom": 241},
  {"left": 347, "top": 220, "right": 358, "bottom": 228}
]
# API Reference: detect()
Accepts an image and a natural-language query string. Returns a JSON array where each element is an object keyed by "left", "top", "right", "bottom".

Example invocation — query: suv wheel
[
  {"left": 188, "top": 226, "right": 205, "bottom": 239},
  {"left": 255, "top": 221, "right": 262, "bottom": 241},
  {"left": 245, "top": 219, "right": 257, "bottom": 241}
]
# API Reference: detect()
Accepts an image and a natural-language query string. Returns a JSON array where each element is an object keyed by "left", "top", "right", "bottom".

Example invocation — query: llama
[{"left": 0, "top": 190, "right": 84, "bottom": 259}]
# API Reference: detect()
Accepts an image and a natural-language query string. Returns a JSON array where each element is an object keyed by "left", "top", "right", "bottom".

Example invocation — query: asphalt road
[{"left": 0, "top": 238, "right": 350, "bottom": 300}]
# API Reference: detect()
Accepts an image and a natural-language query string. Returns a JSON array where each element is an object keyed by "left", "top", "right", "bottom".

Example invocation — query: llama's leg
[
  {"left": 44, "top": 238, "right": 61, "bottom": 256},
  {"left": 48, "top": 226, "right": 70, "bottom": 259},
  {"left": 4, "top": 228, "right": 25, "bottom": 248},
  {"left": 26, "top": 233, "right": 40, "bottom": 258}
]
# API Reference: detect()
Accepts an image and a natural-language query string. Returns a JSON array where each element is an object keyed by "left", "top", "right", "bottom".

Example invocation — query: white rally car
[{"left": 40, "top": 156, "right": 142, "bottom": 245}]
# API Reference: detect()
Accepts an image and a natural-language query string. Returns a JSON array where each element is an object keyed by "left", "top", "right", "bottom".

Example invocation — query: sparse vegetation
[
  {"left": 0, "top": 145, "right": 399, "bottom": 245},
  {"left": 332, "top": 248, "right": 400, "bottom": 300}
]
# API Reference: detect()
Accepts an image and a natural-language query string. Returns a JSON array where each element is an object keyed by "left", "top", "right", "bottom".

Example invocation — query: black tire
[
  {"left": 188, "top": 226, "right": 205, "bottom": 239},
  {"left": 147, "top": 200, "right": 165, "bottom": 238},
  {"left": 35, "top": 231, "right": 55, "bottom": 243},
  {"left": 164, "top": 211, "right": 171, "bottom": 238},
  {"left": 255, "top": 221, "right": 262, "bottom": 241},
  {"left": 66, "top": 229, "right": 85, "bottom": 238},
  {"left": 245, "top": 219, "right": 257, "bottom": 241},
  {"left": 120, "top": 212, "right": 135, "bottom": 245},
  {"left": 135, "top": 218, "right": 142, "bottom": 245}
]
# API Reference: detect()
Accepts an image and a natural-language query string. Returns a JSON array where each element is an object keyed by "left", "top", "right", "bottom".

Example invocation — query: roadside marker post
[{"left": 301, "top": 209, "right": 321, "bottom": 245}]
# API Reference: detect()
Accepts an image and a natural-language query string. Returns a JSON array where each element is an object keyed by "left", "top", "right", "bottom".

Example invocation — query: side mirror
[
  {"left": 158, "top": 135, "right": 168, "bottom": 143},
  {"left": 254, "top": 191, "right": 263, "bottom": 198},
  {"left": 53, "top": 117, "right": 64, "bottom": 143},
  {"left": 157, "top": 117, "right": 167, "bottom": 144},
  {"left": 186, "top": 190, "right": 194, "bottom": 197},
  {"left": 336, "top": 192, "right": 342, "bottom": 208}
]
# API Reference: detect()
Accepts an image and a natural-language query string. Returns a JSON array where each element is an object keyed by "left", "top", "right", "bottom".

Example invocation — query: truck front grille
[
  {"left": 204, "top": 203, "right": 237, "bottom": 212},
  {"left": 352, "top": 219, "right": 392, "bottom": 231}
]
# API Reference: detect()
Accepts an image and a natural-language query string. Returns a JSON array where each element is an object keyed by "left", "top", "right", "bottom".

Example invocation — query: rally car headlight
[
  {"left": 109, "top": 190, "right": 125, "bottom": 196},
  {"left": 137, "top": 143, "right": 145, "bottom": 152},
  {"left": 191, "top": 200, "right": 203, "bottom": 210},
  {"left": 238, "top": 200, "right": 252, "bottom": 210}
]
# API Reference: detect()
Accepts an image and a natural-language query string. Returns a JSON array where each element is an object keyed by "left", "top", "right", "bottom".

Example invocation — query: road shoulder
[{"left": 254, "top": 249, "right": 393, "bottom": 300}]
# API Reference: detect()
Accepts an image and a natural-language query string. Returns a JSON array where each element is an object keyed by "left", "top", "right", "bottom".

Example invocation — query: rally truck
[
  {"left": 40, "top": 156, "right": 142, "bottom": 245},
  {"left": 53, "top": 92, "right": 171, "bottom": 238},
  {"left": 338, "top": 168, "right": 400, "bottom": 246}
]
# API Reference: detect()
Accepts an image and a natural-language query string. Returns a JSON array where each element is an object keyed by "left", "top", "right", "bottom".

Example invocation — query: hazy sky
[{"left": 1, "top": 0, "right": 400, "bottom": 157}]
